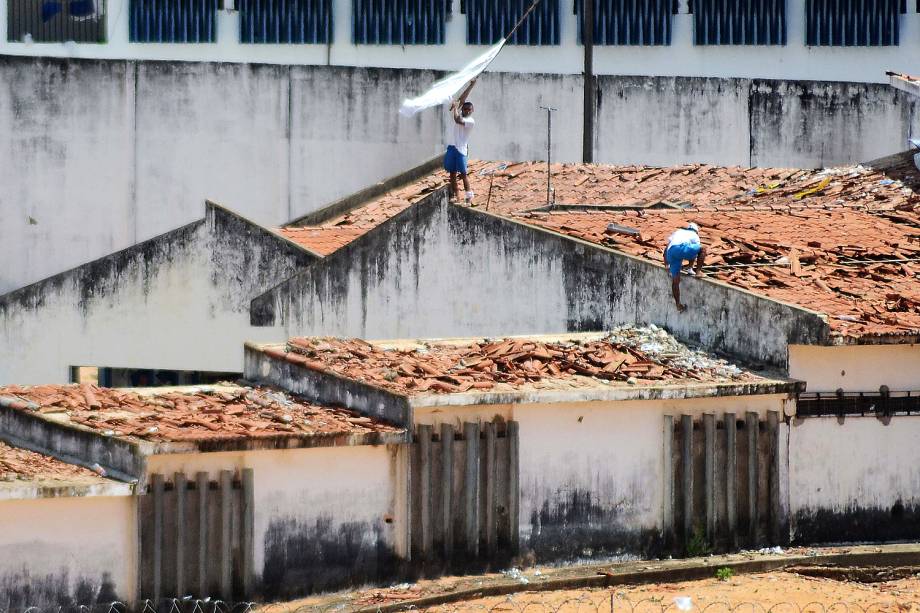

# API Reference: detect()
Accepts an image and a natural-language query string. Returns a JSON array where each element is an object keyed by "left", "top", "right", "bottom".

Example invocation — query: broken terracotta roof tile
[
  {"left": 276, "top": 158, "right": 919, "bottom": 340},
  {"left": 0, "top": 439, "right": 102, "bottom": 483},
  {"left": 0, "top": 384, "right": 402, "bottom": 443},
  {"left": 267, "top": 331, "right": 766, "bottom": 396}
]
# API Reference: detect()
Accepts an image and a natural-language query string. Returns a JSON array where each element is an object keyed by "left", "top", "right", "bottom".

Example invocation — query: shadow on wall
[{"left": 261, "top": 516, "right": 400, "bottom": 600}]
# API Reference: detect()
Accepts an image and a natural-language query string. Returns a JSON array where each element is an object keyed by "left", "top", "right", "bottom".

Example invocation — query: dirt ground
[
  {"left": 411, "top": 569, "right": 920, "bottom": 612},
  {"left": 264, "top": 547, "right": 920, "bottom": 613}
]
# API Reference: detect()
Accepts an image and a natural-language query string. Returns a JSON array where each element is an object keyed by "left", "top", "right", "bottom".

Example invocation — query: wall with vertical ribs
[
  {"left": 411, "top": 394, "right": 788, "bottom": 561},
  {"left": 143, "top": 444, "right": 404, "bottom": 599}
]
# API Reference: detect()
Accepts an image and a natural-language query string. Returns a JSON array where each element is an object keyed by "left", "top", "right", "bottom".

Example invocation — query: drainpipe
[{"left": 582, "top": 0, "right": 595, "bottom": 163}]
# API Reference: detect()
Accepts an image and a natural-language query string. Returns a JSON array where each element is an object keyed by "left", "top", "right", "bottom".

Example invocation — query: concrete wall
[
  {"left": 0, "top": 494, "right": 136, "bottom": 606},
  {"left": 789, "top": 344, "right": 920, "bottom": 392},
  {"left": 789, "top": 415, "right": 920, "bottom": 543},
  {"left": 1, "top": 54, "right": 918, "bottom": 293},
  {"left": 414, "top": 395, "right": 786, "bottom": 560},
  {"left": 145, "top": 444, "right": 405, "bottom": 598},
  {"left": 252, "top": 192, "right": 829, "bottom": 369},
  {"left": 2, "top": 0, "right": 919, "bottom": 84},
  {"left": 0, "top": 203, "right": 315, "bottom": 384}
]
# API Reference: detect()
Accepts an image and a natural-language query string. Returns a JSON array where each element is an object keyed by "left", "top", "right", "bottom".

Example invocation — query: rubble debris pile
[
  {"left": 523, "top": 206, "right": 920, "bottom": 339},
  {"left": 279, "top": 329, "right": 760, "bottom": 395}
]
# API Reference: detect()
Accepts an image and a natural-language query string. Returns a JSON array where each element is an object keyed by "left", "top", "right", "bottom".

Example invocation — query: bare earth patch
[{"left": 414, "top": 569, "right": 920, "bottom": 612}]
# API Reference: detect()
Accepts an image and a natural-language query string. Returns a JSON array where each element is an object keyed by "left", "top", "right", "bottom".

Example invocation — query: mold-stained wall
[
  {"left": 144, "top": 444, "right": 405, "bottom": 598},
  {"left": 788, "top": 344, "right": 920, "bottom": 392},
  {"left": 789, "top": 415, "right": 920, "bottom": 543},
  {"left": 1, "top": 54, "right": 917, "bottom": 293},
  {"left": 0, "top": 203, "right": 316, "bottom": 384},
  {"left": 0, "top": 57, "right": 135, "bottom": 294},
  {"left": 0, "top": 494, "right": 136, "bottom": 606},
  {"left": 252, "top": 193, "right": 829, "bottom": 368},
  {"left": 415, "top": 394, "right": 787, "bottom": 560}
]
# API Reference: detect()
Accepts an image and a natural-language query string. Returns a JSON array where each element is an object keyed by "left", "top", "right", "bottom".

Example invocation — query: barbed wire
[
  {"left": 4, "top": 596, "right": 920, "bottom": 613},
  {"left": 289, "top": 596, "right": 920, "bottom": 613},
  {"left": 0, "top": 599, "right": 255, "bottom": 613}
]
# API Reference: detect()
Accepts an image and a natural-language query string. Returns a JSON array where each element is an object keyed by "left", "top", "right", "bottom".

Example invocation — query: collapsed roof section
[
  {"left": 0, "top": 383, "right": 402, "bottom": 445},
  {"left": 275, "top": 157, "right": 920, "bottom": 343},
  {"left": 246, "top": 330, "right": 799, "bottom": 416},
  {"left": 0, "top": 382, "right": 406, "bottom": 483}
]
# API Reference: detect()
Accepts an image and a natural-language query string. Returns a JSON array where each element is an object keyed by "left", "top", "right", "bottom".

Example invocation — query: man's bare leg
[
  {"left": 672, "top": 276, "right": 686, "bottom": 312},
  {"left": 449, "top": 172, "right": 459, "bottom": 201},
  {"left": 461, "top": 173, "right": 472, "bottom": 204},
  {"left": 694, "top": 247, "right": 707, "bottom": 274}
]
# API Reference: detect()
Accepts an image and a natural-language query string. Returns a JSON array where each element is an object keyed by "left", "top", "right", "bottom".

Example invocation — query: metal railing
[{"left": 796, "top": 390, "right": 920, "bottom": 417}]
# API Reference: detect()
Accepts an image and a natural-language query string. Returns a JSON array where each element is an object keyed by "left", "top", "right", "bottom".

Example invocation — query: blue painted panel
[
  {"left": 692, "top": 0, "right": 786, "bottom": 45},
  {"left": 805, "top": 0, "right": 902, "bottom": 46},
  {"left": 240, "top": 0, "right": 332, "bottom": 43},
  {"left": 575, "top": 0, "right": 676, "bottom": 46},
  {"left": 353, "top": 0, "right": 448, "bottom": 44},
  {"left": 130, "top": 0, "right": 217, "bottom": 42},
  {"left": 463, "top": 0, "right": 560, "bottom": 45}
]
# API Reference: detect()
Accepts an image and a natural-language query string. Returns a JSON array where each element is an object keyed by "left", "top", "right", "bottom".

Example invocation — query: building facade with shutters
[{"left": 0, "top": 0, "right": 918, "bottom": 83}]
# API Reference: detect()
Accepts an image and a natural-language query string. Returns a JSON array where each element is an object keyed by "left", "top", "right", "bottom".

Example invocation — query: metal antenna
[{"left": 540, "top": 105, "right": 556, "bottom": 207}]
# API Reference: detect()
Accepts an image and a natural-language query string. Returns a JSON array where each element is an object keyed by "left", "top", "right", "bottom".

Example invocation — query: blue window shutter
[
  {"left": 805, "top": 0, "right": 902, "bottom": 46},
  {"left": 130, "top": 0, "right": 218, "bottom": 42},
  {"left": 352, "top": 0, "right": 448, "bottom": 44},
  {"left": 575, "top": 0, "right": 676, "bottom": 46},
  {"left": 240, "top": 0, "right": 332, "bottom": 43},
  {"left": 690, "top": 0, "right": 787, "bottom": 45},
  {"left": 464, "top": 0, "right": 560, "bottom": 45}
]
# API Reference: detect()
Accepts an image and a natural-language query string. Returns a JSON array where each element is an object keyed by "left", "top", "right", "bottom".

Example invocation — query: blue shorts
[
  {"left": 666, "top": 244, "right": 701, "bottom": 278},
  {"left": 444, "top": 145, "right": 468, "bottom": 174}
]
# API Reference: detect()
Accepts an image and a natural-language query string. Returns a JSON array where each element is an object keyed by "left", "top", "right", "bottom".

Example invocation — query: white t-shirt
[
  {"left": 449, "top": 116, "right": 475, "bottom": 156},
  {"left": 667, "top": 228, "right": 701, "bottom": 251}
]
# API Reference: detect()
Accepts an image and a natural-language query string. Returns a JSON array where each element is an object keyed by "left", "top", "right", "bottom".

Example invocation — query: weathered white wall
[
  {"left": 789, "top": 415, "right": 920, "bottom": 543},
  {"left": 0, "top": 58, "right": 135, "bottom": 292},
  {"left": 289, "top": 66, "right": 444, "bottom": 212},
  {"left": 0, "top": 204, "right": 314, "bottom": 384},
  {"left": 1, "top": 54, "right": 917, "bottom": 293},
  {"left": 134, "top": 62, "right": 291, "bottom": 236},
  {"left": 145, "top": 444, "right": 402, "bottom": 597},
  {"left": 415, "top": 394, "right": 786, "bottom": 557},
  {"left": 256, "top": 194, "right": 829, "bottom": 368},
  {"left": 2, "top": 0, "right": 919, "bottom": 83},
  {"left": 788, "top": 344, "right": 920, "bottom": 392},
  {"left": 0, "top": 494, "right": 137, "bottom": 605},
  {"left": 596, "top": 77, "right": 751, "bottom": 166}
]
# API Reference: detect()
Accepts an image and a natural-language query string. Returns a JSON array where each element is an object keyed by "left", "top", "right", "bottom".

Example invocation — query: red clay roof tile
[
  {"left": 0, "top": 384, "right": 403, "bottom": 443},
  {"left": 0, "top": 439, "right": 102, "bottom": 483},
  {"left": 261, "top": 332, "right": 770, "bottom": 396}
]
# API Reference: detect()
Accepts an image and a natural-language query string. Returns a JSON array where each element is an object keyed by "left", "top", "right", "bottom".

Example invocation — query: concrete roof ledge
[
  {"left": 407, "top": 379, "right": 803, "bottom": 408},
  {"left": 244, "top": 341, "right": 414, "bottom": 433},
  {"left": 0, "top": 480, "right": 135, "bottom": 501},
  {"left": 248, "top": 335, "right": 803, "bottom": 414}
]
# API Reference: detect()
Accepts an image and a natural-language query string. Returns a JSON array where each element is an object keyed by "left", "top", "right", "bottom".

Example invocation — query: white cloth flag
[{"left": 399, "top": 39, "right": 505, "bottom": 117}]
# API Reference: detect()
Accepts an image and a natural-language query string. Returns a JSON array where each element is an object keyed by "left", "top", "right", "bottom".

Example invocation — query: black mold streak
[
  {"left": 261, "top": 516, "right": 400, "bottom": 599},
  {"left": 793, "top": 504, "right": 920, "bottom": 545},
  {"left": 527, "top": 489, "right": 662, "bottom": 560},
  {"left": 0, "top": 571, "right": 118, "bottom": 610}
]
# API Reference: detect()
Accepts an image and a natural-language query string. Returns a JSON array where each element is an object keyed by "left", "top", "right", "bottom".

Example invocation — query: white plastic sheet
[{"left": 399, "top": 39, "right": 505, "bottom": 117}]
